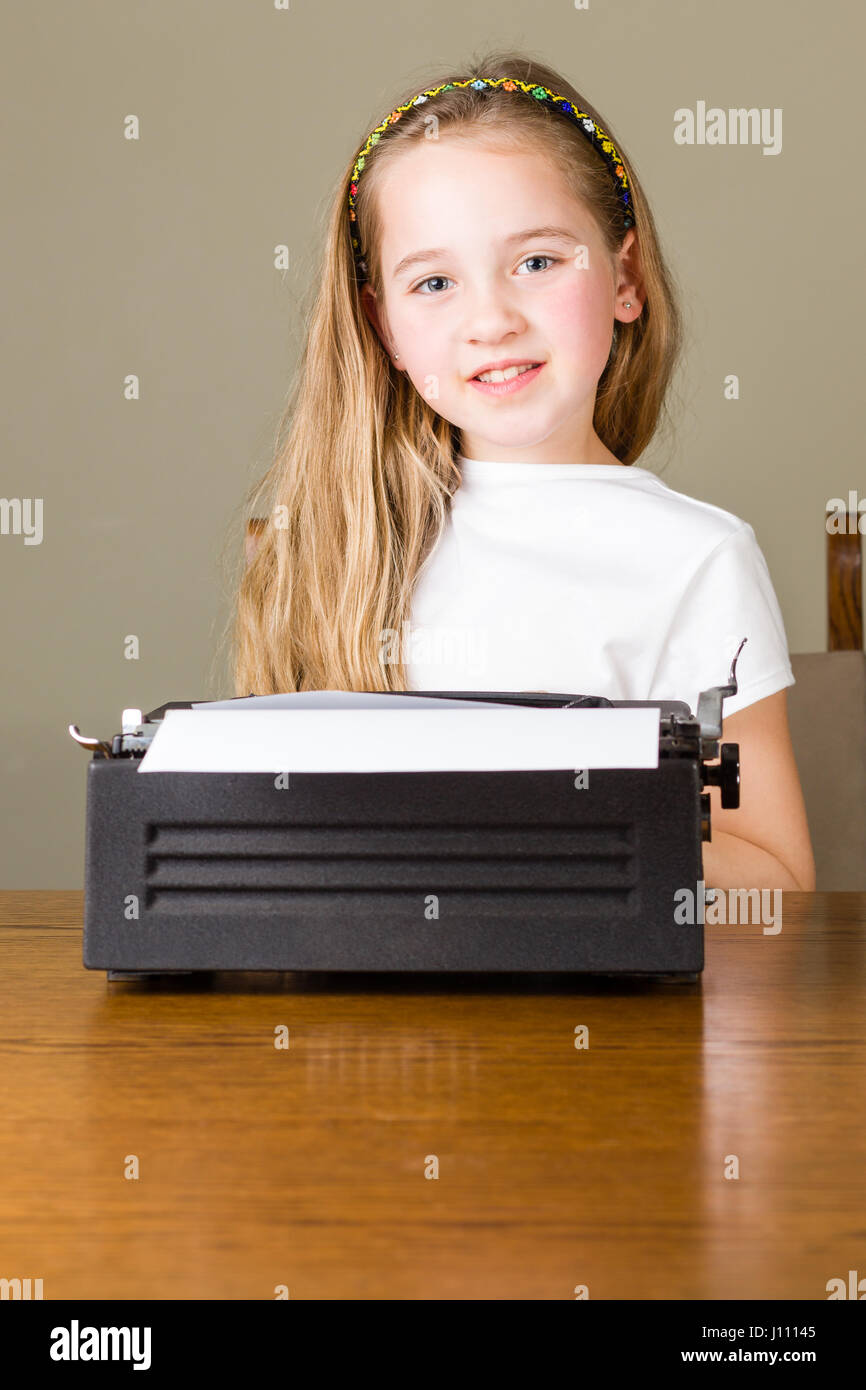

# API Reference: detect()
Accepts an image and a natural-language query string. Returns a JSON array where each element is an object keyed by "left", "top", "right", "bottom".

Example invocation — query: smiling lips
[{"left": 469, "top": 360, "right": 545, "bottom": 396}]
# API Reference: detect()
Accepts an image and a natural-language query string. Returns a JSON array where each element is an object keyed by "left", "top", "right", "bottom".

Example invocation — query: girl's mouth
[{"left": 469, "top": 362, "right": 544, "bottom": 396}]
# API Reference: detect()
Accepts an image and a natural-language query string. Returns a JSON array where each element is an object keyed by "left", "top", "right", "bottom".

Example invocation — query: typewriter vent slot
[{"left": 143, "top": 821, "right": 638, "bottom": 917}]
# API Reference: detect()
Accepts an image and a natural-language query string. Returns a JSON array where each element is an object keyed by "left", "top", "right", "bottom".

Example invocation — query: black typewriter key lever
[{"left": 702, "top": 742, "right": 740, "bottom": 809}]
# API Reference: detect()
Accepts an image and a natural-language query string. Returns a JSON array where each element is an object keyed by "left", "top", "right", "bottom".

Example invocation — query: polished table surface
[{"left": 1, "top": 890, "right": 864, "bottom": 1300}]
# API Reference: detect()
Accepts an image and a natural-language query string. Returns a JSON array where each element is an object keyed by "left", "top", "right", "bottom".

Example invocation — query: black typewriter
[{"left": 68, "top": 642, "right": 745, "bottom": 982}]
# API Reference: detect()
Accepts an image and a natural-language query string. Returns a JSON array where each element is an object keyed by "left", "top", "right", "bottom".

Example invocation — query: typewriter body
[{"left": 69, "top": 648, "right": 744, "bottom": 982}]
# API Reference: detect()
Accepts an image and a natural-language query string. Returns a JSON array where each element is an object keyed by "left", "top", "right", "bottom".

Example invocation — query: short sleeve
[{"left": 650, "top": 522, "right": 795, "bottom": 718}]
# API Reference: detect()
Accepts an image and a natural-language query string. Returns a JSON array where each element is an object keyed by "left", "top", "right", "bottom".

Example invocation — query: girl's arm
[
  {"left": 525, "top": 687, "right": 813, "bottom": 889},
  {"left": 701, "top": 688, "right": 816, "bottom": 891}
]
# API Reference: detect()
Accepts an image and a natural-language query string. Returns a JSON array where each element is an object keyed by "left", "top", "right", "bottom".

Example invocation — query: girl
[{"left": 230, "top": 50, "right": 815, "bottom": 891}]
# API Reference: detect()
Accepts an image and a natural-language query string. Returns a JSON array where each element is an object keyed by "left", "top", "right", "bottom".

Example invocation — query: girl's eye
[
  {"left": 517, "top": 254, "right": 558, "bottom": 274},
  {"left": 412, "top": 275, "right": 454, "bottom": 295},
  {"left": 411, "top": 255, "right": 559, "bottom": 294}
]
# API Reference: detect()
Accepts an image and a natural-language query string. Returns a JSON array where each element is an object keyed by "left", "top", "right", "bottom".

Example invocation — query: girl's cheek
[
  {"left": 541, "top": 274, "right": 594, "bottom": 324},
  {"left": 399, "top": 312, "right": 452, "bottom": 376},
  {"left": 540, "top": 279, "right": 611, "bottom": 355},
  {"left": 394, "top": 303, "right": 442, "bottom": 358}
]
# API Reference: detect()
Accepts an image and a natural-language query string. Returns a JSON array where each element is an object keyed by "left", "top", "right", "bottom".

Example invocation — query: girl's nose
[{"left": 462, "top": 279, "right": 528, "bottom": 340}]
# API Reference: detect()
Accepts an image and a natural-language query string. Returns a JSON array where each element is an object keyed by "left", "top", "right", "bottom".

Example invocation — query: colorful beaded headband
[{"left": 348, "top": 76, "right": 633, "bottom": 283}]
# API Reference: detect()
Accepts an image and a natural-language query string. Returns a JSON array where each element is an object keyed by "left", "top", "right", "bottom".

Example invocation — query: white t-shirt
[{"left": 405, "top": 455, "right": 795, "bottom": 718}]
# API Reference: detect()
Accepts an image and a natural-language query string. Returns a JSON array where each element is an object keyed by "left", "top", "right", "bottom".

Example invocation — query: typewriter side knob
[{"left": 703, "top": 742, "right": 740, "bottom": 809}]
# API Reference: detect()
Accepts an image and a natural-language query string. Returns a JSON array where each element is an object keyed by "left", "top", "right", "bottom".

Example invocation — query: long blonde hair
[{"left": 228, "top": 48, "right": 684, "bottom": 695}]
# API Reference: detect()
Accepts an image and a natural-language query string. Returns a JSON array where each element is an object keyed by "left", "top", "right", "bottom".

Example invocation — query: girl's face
[{"left": 361, "top": 137, "right": 642, "bottom": 464}]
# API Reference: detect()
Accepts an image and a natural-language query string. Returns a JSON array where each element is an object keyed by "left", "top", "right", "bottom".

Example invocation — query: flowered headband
[{"left": 348, "top": 76, "right": 633, "bottom": 283}]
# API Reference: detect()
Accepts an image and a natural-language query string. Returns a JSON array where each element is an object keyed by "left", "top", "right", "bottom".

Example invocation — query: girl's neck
[
  {"left": 458, "top": 445, "right": 624, "bottom": 467},
  {"left": 457, "top": 430, "right": 622, "bottom": 468}
]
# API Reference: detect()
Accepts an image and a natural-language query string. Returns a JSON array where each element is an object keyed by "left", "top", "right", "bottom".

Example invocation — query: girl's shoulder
[{"left": 631, "top": 470, "right": 751, "bottom": 556}]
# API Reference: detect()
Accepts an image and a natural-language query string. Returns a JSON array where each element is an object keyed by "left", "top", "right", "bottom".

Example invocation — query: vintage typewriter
[{"left": 68, "top": 642, "right": 745, "bottom": 982}]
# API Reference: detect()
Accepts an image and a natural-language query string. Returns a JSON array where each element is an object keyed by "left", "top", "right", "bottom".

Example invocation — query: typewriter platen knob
[{"left": 704, "top": 742, "right": 740, "bottom": 809}]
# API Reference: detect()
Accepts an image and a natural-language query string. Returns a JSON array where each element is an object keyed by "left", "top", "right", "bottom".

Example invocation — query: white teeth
[{"left": 475, "top": 363, "right": 539, "bottom": 383}]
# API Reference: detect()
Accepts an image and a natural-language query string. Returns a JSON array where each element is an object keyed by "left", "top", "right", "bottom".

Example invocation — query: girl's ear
[
  {"left": 360, "top": 285, "right": 404, "bottom": 368},
  {"left": 614, "top": 229, "right": 645, "bottom": 321},
  {"left": 360, "top": 285, "right": 390, "bottom": 353}
]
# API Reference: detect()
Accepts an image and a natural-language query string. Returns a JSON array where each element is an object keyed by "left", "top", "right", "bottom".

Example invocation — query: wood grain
[
  {"left": 828, "top": 516, "right": 863, "bottom": 651},
  {"left": 1, "top": 890, "right": 864, "bottom": 1300}
]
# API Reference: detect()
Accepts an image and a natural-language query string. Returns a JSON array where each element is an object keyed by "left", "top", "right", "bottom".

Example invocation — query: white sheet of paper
[
  {"left": 192, "top": 691, "right": 520, "bottom": 711},
  {"left": 137, "top": 706, "right": 660, "bottom": 772}
]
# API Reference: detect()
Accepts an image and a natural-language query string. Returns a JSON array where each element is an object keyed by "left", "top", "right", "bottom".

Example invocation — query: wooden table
[{"left": 1, "top": 891, "right": 863, "bottom": 1300}]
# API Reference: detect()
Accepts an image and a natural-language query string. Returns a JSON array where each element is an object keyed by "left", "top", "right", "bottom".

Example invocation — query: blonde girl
[{"left": 229, "top": 49, "right": 814, "bottom": 890}]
